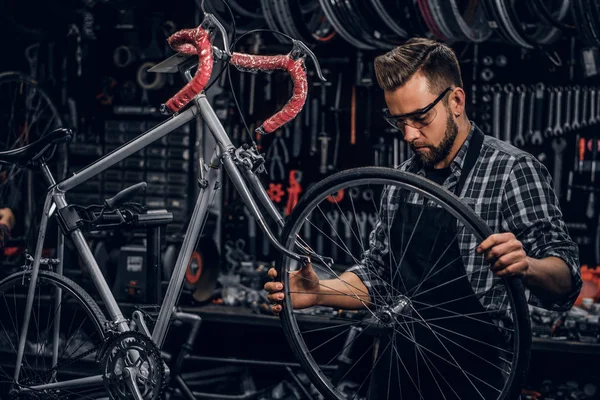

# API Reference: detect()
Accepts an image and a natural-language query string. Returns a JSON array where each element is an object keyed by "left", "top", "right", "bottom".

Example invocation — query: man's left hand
[{"left": 477, "top": 232, "right": 529, "bottom": 277}]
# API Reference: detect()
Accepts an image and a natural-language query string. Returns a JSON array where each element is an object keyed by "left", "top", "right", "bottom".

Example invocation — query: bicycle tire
[
  {"left": 260, "top": 0, "right": 290, "bottom": 44},
  {"left": 317, "top": 0, "right": 376, "bottom": 50},
  {"left": 369, "top": 0, "right": 409, "bottom": 39},
  {"left": 0, "top": 270, "right": 108, "bottom": 399},
  {"left": 278, "top": 167, "right": 531, "bottom": 400}
]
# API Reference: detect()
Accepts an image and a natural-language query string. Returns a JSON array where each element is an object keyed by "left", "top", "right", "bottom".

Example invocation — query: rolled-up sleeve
[{"left": 500, "top": 156, "right": 581, "bottom": 311}]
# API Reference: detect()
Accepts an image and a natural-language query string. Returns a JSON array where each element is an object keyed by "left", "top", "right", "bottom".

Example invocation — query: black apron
[{"left": 367, "top": 130, "right": 509, "bottom": 399}]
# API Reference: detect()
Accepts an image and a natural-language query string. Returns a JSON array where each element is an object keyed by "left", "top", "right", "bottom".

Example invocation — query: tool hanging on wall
[{"left": 285, "top": 170, "right": 302, "bottom": 216}]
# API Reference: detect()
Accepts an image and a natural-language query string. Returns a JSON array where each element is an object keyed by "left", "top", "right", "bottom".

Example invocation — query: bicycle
[{"left": 0, "top": 10, "right": 531, "bottom": 400}]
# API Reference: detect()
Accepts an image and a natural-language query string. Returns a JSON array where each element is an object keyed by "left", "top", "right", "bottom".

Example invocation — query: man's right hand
[{"left": 264, "top": 261, "right": 321, "bottom": 315}]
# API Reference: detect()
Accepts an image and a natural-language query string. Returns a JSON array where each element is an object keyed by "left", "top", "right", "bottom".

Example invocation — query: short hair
[{"left": 374, "top": 38, "right": 463, "bottom": 96}]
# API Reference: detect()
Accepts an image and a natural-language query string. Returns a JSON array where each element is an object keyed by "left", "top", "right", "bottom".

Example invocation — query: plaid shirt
[{"left": 348, "top": 122, "right": 581, "bottom": 315}]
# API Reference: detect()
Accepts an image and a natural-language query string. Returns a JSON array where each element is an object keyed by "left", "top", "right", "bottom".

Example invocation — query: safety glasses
[{"left": 383, "top": 87, "right": 452, "bottom": 131}]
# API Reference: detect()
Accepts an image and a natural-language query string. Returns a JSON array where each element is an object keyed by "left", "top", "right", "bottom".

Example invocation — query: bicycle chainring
[{"left": 98, "top": 331, "right": 165, "bottom": 400}]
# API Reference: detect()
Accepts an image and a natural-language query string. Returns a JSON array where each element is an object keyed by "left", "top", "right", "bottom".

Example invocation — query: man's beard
[{"left": 411, "top": 114, "right": 458, "bottom": 168}]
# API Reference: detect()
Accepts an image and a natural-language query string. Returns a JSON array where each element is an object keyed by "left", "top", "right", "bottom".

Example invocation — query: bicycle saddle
[{"left": 0, "top": 128, "right": 73, "bottom": 167}]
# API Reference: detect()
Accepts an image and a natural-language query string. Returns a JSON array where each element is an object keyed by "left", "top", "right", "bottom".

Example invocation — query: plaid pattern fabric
[{"left": 348, "top": 122, "right": 581, "bottom": 314}]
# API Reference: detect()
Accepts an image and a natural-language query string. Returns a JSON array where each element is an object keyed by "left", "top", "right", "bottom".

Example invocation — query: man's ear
[{"left": 450, "top": 87, "right": 466, "bottom": 117}]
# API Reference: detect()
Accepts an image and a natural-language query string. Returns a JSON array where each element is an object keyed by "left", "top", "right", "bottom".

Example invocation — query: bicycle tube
[
  {"left": 528, "top": 0, "right": 576, "bottom": 31},
  {"left": 338, "top": 0, "right": 399, "bottom": 49},
  {"left": 448, "top": 0, "right": 493, "bottom": 43},
  {"left": 586, "top": 0, "right": 600, "bottom": 45},
  {"left": 417, "top": 0, "right": 448, "bottom": 40},
  {"left": 278, "top": 167, "right": 531, "bottom": 400},
  {"left": 227, "top": 0, "right": 264, "bottom": 19},
  {"left": 428, "top": 0, "right": 462, "bottom": 41},
  {"left": 503, "top": 0, "right": 566, "bottom": 46},
  {"left": 572, "top": 0, "right": 598, "bottom": 46},
  {"left": 530, "top": 0, "right": 571, "bottom": 45},
  {"left": 260, "top": 0, "right": 289, "bottom": 44},
  {"left": 492, "top": 0, "right": 535, "bottom": 48},
  {"left": 370, "top": 0, "right": 409, "bottom": 38},
  {"left": 317, "top": 0, "right": 375, "bottom": 49},
  {"left": 270, "top": 0, "right": 299, "bottom": 39},
  {"left": 402, "top": 0, "right": 430, "bottom": 37}
]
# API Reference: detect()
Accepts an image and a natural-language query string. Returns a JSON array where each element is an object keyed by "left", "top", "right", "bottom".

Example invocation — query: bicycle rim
[
  {"left": 278, "top": 167, "right": 530, "bottom": 400},
  {"left": 0, "top": 270, "right": 107, "bottom": 399}
]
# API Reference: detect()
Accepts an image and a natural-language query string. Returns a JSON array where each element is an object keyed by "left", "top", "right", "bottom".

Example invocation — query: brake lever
[
  {"left": 202, "top": 13, "right": 232, "bottom": 58},
  {"left": 291, "top": 40, "right": 326, "bottom": 82}
]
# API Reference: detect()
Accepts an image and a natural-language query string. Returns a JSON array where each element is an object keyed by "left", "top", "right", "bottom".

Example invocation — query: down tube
[{"left": 152, "top": 151, "right": 220, "bottom": 349}]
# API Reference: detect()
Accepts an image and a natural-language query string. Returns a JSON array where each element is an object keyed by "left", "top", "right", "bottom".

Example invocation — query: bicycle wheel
[
  {"left": 278, "top": 167, "right": 530, "bottom": 400},
  {"left": 0, "top": 72, "right": 66, "bottom": 237},
  {"left": 0, "top": 270, "right": 107, "bottom": 399}
]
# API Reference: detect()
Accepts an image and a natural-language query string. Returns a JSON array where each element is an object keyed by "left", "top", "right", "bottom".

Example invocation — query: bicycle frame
[{"left": 15, "top": 94, "right": 309, "bottom": 393}]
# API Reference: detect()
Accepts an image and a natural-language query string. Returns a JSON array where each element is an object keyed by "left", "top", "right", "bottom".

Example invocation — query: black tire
[
  {"left": 278, "top": 167, "right": 531, "bottom": 400},
  {"left": 0, "top": 270, "right": 108, "bottom": 399}
]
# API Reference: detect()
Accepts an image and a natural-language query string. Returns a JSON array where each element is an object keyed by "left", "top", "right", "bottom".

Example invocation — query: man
[{"left": 265, "top": 38, "right": 581, "bottom": 398}]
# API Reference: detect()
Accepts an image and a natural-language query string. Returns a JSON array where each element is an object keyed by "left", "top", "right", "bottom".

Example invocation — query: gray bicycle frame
[{"left": 14, "top": 93, "right": 309, "bottom": 392}]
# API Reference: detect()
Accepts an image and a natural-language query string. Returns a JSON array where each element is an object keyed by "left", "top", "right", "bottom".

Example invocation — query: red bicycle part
[
  {"left": 230, "top": 52, "right": 307, "bottom": 135},
  {"left": 285, "top": 170, "right": 302, "bottom": 216},
  {"left": 326, "top": 189, "right": 344, "bottom": 203},
  {"left": 267, "top": 183, "right": 285, "bottom": 203},
  {"left": 164, "top": 26, "right": 214, "bottom": 113}
]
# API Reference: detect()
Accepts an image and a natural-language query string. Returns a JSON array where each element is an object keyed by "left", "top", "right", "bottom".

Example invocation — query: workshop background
[{"left": 1, "top": 0, "right": 600, "bottom": 399}]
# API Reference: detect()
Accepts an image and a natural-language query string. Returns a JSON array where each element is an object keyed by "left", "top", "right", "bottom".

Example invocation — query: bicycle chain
[{"left": 98, "top": 330, "right": 166, "bottom": 400}]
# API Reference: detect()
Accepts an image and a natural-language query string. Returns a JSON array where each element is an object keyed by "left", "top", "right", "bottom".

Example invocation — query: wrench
[
  {"left": 572, "top": 85, "right": 581, "bottom": 131},
  {"left": 525, "top": 86, "right": 536, "bottom": 143},
  {"left": 552, "top": 87, "right": 564, "bottom": 137},
  {"left": 531, "top": 83, "right": 545, "bottom": 145},
  {"left": 492, "top": 84, "right": 502, "bottom": 139},
  {"left": 596, "top": 87, "right": 600, "bottom": 123},
  {"left": 581, "top": 87, "right": 589, "bottom": 129},
  {"left": 544, "top": 87, "right": 556, "bottom": 138},
  {"left": 503, "top": 84, "right": 514, "bottom": 143},
  {"left": 513, "top": 85, "right": 527, "bottom": 147},
  {"left": 326, "top": 211, "right": 340, "bottom": 261},
  {"left": 587, "top": 193, "right": 595, "bottom": 219},
  {"left": 552, "top": 138, "right": 567, "bottom": 199},
  {"left": 563, "top": 86, "right": 573, "bottom": 133},
  {"left": 590, "top": 87, "right": 597, "bottom": 125}
]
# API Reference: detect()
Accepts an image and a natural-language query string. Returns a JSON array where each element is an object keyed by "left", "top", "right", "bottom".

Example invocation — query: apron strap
[{"left": 455, "top": 127, "right": 484, "bottom": 196}]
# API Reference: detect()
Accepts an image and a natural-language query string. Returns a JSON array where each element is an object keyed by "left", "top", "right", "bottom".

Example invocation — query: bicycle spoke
[
  {"left": 309, "top": 325, "right": 353, "bottom": 354},
  {"left": 412, "top": 307, "right": 487, "bottom": 399},
  {"left": 409, "top": 299, "right": 514, "bottom": 331},
  {"left": 398, "top": 312, "right": 514, "bottom": 356},
  {"left": 416, "top": 280, "right": 505, "bottom": 313},
  {"left": 390, "top": 202, "right": 425, "bottom": 293},
  {"left": 324, "top": 325, "right": 371, "bottom": 367},
  {"left": 350, "top": 338, "right": 392, "bottom": 400},
  {"left": 409, "top": 315, "right": 511, "bottom": 374}
]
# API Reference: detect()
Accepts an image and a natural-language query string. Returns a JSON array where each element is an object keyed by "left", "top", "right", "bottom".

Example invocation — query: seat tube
[{"left": 13, "top": 191, "right": 53, "bottom": 382}]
